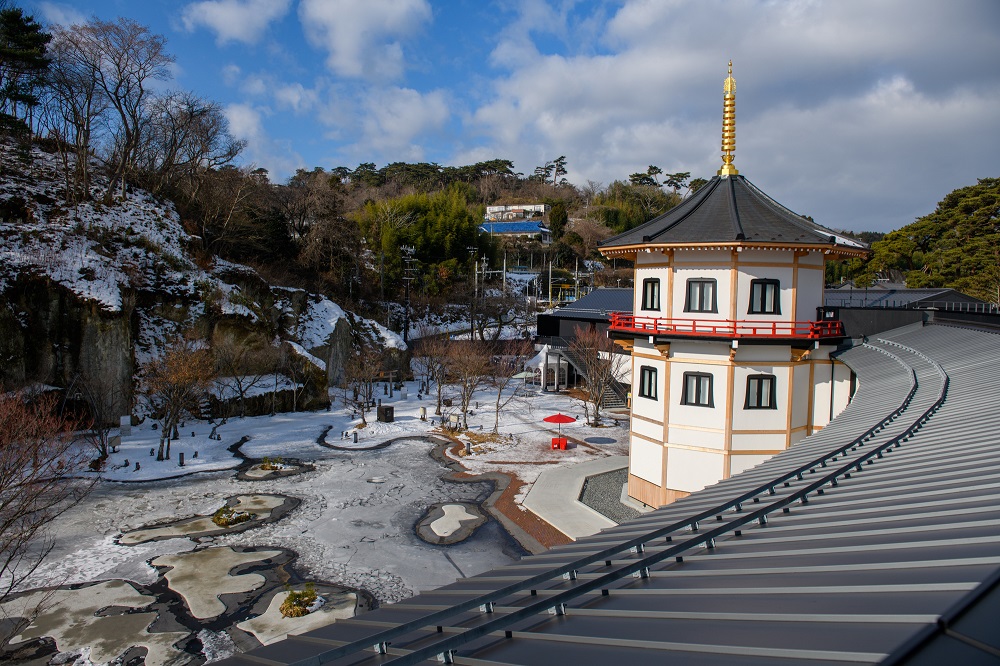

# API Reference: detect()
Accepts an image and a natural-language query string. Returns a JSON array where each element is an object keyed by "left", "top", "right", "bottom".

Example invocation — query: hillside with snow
[{"left": 0, "top": 139, "right": 403, "bottom": 398}]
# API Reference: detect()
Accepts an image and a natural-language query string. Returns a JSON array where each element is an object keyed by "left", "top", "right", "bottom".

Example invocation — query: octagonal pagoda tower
[{"left": 599, "top": 63, "right": 869, "bottom": 507}]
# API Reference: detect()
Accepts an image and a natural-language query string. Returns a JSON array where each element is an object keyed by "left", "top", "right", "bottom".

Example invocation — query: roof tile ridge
[
  {"left": 728, "top": 176, "right": 746, "bottom": 240},
  {"left": 740, "top": 176, "right": 838, "bottom": 241},
  {"left": 641, "top": 176, "right": 722, "bottom": 243}
]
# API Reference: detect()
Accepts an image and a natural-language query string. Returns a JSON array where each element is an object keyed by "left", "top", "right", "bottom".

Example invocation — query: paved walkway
[{"left": 522, "top": 456, "right": 630, "bottom": 540}]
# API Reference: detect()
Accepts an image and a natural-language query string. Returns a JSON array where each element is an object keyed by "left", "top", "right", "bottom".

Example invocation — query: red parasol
[{"left": 543, "top": 412, "right": 576, "bottom": 436}]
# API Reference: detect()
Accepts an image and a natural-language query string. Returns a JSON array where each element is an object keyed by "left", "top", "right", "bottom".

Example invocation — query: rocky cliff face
[
  {"left": 0, "top": 140, "right": 406, "bottom": 417},
  {"left": 0, "top": 274, "right": 133, "bottom": 415}
]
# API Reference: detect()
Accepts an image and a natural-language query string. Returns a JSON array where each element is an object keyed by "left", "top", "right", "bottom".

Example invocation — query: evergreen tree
[
  {"left": 0, "top": 6, "right": 51, "bottom": 136},
  {"left": 858, "top": 178, "right": 1000, "bottom": 303}
]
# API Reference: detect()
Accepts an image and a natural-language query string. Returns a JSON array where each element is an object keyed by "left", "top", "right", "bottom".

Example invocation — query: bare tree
[
  {"left": 83, "top": 18, "right": 174, "bottom": 202},
  {"left": 141, "top": 338, "right": 214, "bottom": 460},
  {"left": 412, "top": 330, "right": 450, "bottom": 415},
  {"left": 345, "top": 345, "right": 384, "bottom": 425},
  {"left": 490, "top": 338, "right": 533, "bottom": 433},
  {"left": 73, "top": 371, "right": 128, "bottom": 460},
  {"left": 45, "top": 24, "right": 107, "bottom": 203},
  {"left": 136, "top": 90, "right": 244, "bottom": 196},
  {"left": 445, "top": 342, "right": 492, "bottom": 430},
  {"left": 213, "top": 333, "right": 276, "bottom": 418},
  {"left": 568, "top": 326, "right": 628, "bottom": 426},
  {"left": 0, "top": 392, "right": 91, "bottom": 615}
]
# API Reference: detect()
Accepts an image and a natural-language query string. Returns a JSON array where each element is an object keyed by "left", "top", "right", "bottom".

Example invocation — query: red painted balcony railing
[{"left": 609, "top": 313, "right": 845, "bottom": 339}]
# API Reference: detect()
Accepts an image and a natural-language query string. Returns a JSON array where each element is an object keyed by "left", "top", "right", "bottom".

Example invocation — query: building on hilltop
[
  {"left": 480, "top": 220, "right": 552, "bottom": 244},
  {"left": 598, "top": 62, "right": 870, "bottom": 507},
  {"left": 485, "top": 203, "right": 551, "bottom": 221}
]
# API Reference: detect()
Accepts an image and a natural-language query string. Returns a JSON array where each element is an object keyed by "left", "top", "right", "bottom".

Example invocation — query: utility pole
[
  {"left": 468, "top": 246, "right": 476, "bottom": 341},
  {"left": 548, "top": 260, "right": 553, "bottom": 307},
  {"left": 401, "top": 245, "right": 416, "bottom": 345}
]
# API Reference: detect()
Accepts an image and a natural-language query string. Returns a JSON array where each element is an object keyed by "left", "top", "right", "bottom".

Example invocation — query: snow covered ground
[{"left": 5, "top": 381, "right": 628, "bottom": 664}]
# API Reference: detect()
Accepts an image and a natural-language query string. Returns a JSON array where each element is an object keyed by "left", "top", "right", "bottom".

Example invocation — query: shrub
[
  {"left": 280, "top": 583, "right": 318, "bottom": 618},
  {"left": 260, "top": 456, "right": 284, "bottom": 471},
  {"left": 212, "top": 505, "right": 251, "bottom": 527}
]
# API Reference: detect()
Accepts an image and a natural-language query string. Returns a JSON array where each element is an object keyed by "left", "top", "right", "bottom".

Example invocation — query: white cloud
[
  {"left": 224, "top": 103, "right": 303, "bottom": 181},
  {"left": 274, "top": 83, "right": 319, "bottom": 114},
  {"left": 460, "top": 0, "right": 1000, "bottom": 232},
  {"left": 298, "top": 0, "right": 432, "bottom": 80},
  {"left": 181, "top": 0, "right": 291, "bottom": 45},
  {"left": 354, "top": 87, "right": 450, "bottom": 160},
  {"left": 36, "top": 2, "right": 87, "bottom": 27}
]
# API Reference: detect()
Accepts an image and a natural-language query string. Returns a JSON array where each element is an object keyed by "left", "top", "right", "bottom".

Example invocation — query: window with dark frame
[
  {"left": 748, "top": 279, "right": 781, "bottom": 315},
  {"left": 681, "top": 372, "right": 714, "bottom": 407},
  {"left": 745, "top": 374, "right": 777, "bottom": 409},
  {"left": 684, "top": 278, "right": 718, "bottom": 313},
  {"left": 638, "top": 366, "right": 657, "bottom": 400},
  {"left": 641, "top": 278, "right": 660, "bottom": 311}
]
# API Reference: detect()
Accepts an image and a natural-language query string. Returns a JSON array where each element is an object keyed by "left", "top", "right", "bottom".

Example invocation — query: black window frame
[
  {"left": 638, "top": 365, "right": 657, "bottom": 400},
  {"left": 745, "top": 374, "right": 778, "bottom": 410},
  {"left": 684, "top": 278, "right": 718, "bottom": 313},
  {"left": 681, "top": 372, "right": 714, "bottom": 407},
  {"left": 748, "top": 279, "right": 781, "bottom": 315},
  {"left": 641, "top": 278, "right": 660, "bottom": 311}
]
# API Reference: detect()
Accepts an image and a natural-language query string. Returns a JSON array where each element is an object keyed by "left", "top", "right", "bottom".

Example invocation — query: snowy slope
[{"left": 0, "top": 140, "right": 404, "bottom": 366}]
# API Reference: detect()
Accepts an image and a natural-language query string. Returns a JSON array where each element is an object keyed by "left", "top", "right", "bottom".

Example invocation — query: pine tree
[{"left": 0, "top": 6, "right": 51, "bottom": 136}]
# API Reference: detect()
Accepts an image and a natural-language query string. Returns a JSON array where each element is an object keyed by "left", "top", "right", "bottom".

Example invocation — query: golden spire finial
[{"left": 719, "top": 60, "right": 738, "bottom": 177}]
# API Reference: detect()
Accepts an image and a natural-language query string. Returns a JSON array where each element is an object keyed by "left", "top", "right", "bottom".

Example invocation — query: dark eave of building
[{"left": 599, "top": 175, "right": 868, "bottom": 258}]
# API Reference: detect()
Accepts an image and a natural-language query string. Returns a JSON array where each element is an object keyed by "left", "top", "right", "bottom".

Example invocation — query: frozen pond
[{"left": 2, "top": 383, "right": 627, "bottom": 663}]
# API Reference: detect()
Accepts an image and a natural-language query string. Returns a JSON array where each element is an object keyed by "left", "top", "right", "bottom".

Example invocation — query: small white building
[
  {"left": 599, "top": 63, "right": 869, "bottom": 507},
  {"left": 485, "top": 203, "right": 551, "bottom": 221}
]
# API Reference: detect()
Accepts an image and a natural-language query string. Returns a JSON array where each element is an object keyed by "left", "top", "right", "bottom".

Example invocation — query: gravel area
[{"left": 578, "top": 467, "right": 641, "bottom": 524}]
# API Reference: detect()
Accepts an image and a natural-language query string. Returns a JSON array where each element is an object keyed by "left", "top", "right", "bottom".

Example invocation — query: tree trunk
[{"left": 157, "top": 436, "right": 164, "bottom": 461}]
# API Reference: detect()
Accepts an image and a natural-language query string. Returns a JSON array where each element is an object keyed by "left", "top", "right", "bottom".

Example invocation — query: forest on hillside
[{"left": 2, "top": 2, "right": 997, "bottom": 315}]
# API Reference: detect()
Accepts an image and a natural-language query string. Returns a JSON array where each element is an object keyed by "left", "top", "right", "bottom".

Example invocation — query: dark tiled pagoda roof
[{"left": 600, "top": 175, "right": 867, "bottom": 251}]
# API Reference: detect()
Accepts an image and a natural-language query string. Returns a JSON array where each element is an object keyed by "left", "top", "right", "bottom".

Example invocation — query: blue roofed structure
[{"left": 480, "top": 221, "right": 552, "bottom": 243}]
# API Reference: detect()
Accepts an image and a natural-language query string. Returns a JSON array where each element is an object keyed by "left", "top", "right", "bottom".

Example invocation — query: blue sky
[{"left": 26, "top": 0, "right": 1000, "bottom": 233}]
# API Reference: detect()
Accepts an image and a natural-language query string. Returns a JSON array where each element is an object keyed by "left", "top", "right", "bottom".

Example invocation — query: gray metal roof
[
  {"left": 600, "top": 176, "right": 867, "bottom": 251},
  {"left": 220, "top": 323, "right": 1000, "bottom": 666},
  {"left": 825, "top": 288, "right": 987, "bottom": 309},
  {"left": 549, "top": 288, "right": 633, "bottom": 321}
]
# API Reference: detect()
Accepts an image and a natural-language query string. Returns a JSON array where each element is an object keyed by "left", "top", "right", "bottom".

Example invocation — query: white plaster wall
[
  {"left": 634, "top": 266, "right": 671, "bottom": 314},
  {"left": 668, "top": 364, "right": 724, "bottom": 428},
  {"left": 669, "top": 341, "right": 731, "bottom": 361},
  {"left": 629, "top": 438, "right": 662, "bottom": 485},
  {"left": 669, "top": 426, "right": 727, "bottom": 450},
  {"left": 632, "top": 417, "right": 664, "bottom": 443},
  {"left": 730, "top": 454, "right": 771, "bottom": 476},
  {"left": 832, "top": 361, "right": 853, "bottom": 416},
  {"left": 734, "top": 345, "right": 790, "bottom": 362},
  {"left": 673, "top": 249, "right": 731, "bottom": 264},
  {"left": 671, "top": 266, "right": 731, "bottom": 323},
  {"left": 791, "top": 363, "right": 812, "bottom": 430},
  {"left": 730, "top": 433, "right": 785, "bottom": 451},
  {"left": 735, "top": 265, "right": 795, "bottom": 322},
  {"left": 631, "top": 355, "right": 666, "bottom": 423},
  {"left": 795, "top": 266, "right": 826, "bottom": 320},
  {"left": 635, "top": 249, "right": 669, "bottom": 267},
  {"left": 666, "top": 447, "right": 724, "bottom": 492},
  {"left": 812, "top": 359, "right": 851, "bottom": 428},
  {"left": 731, "top": 365, "right": 790, "bottom": 431}
]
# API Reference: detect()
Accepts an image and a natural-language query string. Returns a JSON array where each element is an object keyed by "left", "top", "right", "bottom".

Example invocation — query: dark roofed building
[{"left": 600, "top": 174, "right": 867, "bottom": 252}]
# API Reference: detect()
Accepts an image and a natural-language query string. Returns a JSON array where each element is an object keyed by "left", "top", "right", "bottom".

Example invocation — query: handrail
[
  {"left": 286, "top": 343, "right": 944, "bottom": 666},
  {"left": 608, "top": 312, "right": 845, "bottom": 339}
]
